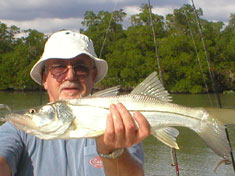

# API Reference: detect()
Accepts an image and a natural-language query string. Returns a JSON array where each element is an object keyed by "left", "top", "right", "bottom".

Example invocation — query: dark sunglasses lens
[
  {"left": 51, "top": 66, "right": 67, "bottom": 76},
  {"left": 49, "top": 63, "right": 91, "bottom": 82},
  {"left": 74, "top": 64, "right": 90, "bottom": 76}
]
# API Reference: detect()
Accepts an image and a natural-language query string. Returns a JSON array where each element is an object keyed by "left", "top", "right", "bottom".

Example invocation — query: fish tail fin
[
  {"left": 152, "top": 127, "right": 180, "bottom": 149},
  {"left": 196, "top": 117, "right": 231, "bottom": 161}
]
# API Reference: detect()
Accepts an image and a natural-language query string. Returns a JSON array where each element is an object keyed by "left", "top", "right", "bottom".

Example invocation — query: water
[
  {"left": 144, "top": 93, "right": 235, "bottom": 176},
  {"left": 0, "top": 91, "right": 235, "bottom": 176}
]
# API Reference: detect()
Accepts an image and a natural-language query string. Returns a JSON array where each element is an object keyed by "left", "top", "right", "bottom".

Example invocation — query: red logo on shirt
[{"left": 89, "top": 156, "right": 103, "bottom": 168}]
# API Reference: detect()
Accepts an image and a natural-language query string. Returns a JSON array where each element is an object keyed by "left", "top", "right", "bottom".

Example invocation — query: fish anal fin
[
  {"left": 152, "top": 127, "right": 180, "bottom": 149},
  {"left": 64, "top": 119, "right": 105, "bottom": 138}
]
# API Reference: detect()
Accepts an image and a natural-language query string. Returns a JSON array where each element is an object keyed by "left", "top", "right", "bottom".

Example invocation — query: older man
[{"left": 0, "top": 30, "right": 150, "bottom": 176}]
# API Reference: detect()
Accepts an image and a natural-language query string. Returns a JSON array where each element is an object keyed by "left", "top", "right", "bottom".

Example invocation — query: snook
[{"left": 1, "top": 72, "right": 235, "bottom": 161}]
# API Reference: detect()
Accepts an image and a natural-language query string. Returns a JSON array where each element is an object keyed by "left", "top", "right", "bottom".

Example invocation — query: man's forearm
[
  {"left": 0, "top": 157, "right": 11, "bottom": 176},
  {"left": 100, "top": 149, "right": 144, "bottom": 176}
]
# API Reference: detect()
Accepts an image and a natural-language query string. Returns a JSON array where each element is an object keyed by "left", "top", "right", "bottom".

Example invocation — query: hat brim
[{"left": 30, "top": 53, "right": 108, "bottom": 85}]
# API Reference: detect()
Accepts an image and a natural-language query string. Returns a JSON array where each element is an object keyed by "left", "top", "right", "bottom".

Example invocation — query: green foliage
[
  {"left": 0, "top": 4, "right": 234, "bottom": 93},
  {"left": 0, "top": 26, "right": 45, "bottom": 90}
]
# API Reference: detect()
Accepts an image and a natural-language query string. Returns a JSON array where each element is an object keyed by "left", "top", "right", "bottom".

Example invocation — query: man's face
[{"left": 43, "top": 54, "right": 97, "bottom": 102}]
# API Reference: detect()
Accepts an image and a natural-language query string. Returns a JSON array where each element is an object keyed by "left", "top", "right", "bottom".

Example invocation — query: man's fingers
[
  {"left": 104, "top": 113, "right": 115, "bottom": 144},
  {"left": 110, "top": 104, "right": 125, "bottom": 147},
  {"left": 117, "top": 103, "right": 138, "bottom": 147},
  {"left": 133, "top": 111, "right": 151, "bottom": 142},
  {"left": 101, "top": 104, "right": 151, "bottom": 151}
]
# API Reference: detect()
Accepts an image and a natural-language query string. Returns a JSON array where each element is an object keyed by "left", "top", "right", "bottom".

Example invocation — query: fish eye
[{"left": 29, "top": 108, "right": 36, "bottom": 114}]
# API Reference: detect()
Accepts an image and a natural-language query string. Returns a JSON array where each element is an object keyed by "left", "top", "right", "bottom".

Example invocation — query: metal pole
[
  {"left": 147, "top": 0, "right": 164, "bottom": 84},
  {"left": 147, "top": 0, "right": 180, "bottom": 175}
]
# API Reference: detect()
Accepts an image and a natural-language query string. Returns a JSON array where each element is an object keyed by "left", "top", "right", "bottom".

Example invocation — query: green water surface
[{"left": 0, "top": 91, "right": 234, "bottom": 176}]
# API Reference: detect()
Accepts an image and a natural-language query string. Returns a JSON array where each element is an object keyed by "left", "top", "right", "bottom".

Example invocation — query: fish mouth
[
  {"left": 4, "top": 113, "right": 70, "bottom": 139},
  {"left": 5, "top": 113, "right": 38, "bottom": 130}
]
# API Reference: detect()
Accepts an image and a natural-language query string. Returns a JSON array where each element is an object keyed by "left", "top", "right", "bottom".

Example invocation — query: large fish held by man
[{"left": 0, "top": 72, "right": 235, "bottom": 163}]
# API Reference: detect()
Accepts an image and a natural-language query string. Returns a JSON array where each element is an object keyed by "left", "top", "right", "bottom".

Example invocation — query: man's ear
[
  {"left": 92, "top": 68, "right": 98, "bottom": 82},
  {"left": 43, "top": 81, "right": 48, "bottom": 90},
  {"left": 42, "top": 72, "right": 48, "bottom": 90}
]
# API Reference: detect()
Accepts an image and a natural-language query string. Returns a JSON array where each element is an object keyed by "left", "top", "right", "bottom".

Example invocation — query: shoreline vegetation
[
  {"left": 0, "top": 4, "right": 234, "bottom": 93},
  {"left": 0, "top": 89, "right": 234, "bottom": 95}
]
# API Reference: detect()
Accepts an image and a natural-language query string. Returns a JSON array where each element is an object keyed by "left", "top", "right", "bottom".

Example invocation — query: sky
[{"left": 0, "top": 0, "right": 234, "bottom": 34}]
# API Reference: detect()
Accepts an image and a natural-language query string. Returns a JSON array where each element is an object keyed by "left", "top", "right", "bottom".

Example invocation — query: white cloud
[
  {"left": 191, "top": 0, "right": 235, "bottom": 22},
  {"left": 0, "top": 0, "right": 233, "bottom": 33},
  {"left": 151, "top": 6, "right": 174, "bottom": 17},
  {"left": 123, "top": 6, "right": 140, "bottom": 16},
  {"left": 123, "top": 5, "right": 174, "bottom": 18},
  {"left": 1, "top": 17, "right": 84, "bottom": 33}
]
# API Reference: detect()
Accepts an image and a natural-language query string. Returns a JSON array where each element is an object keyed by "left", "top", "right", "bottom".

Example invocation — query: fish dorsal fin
[
  {"left": 152, "top": 127, "right": 180, "bottom": 149},
  {"left": 131, "top": 72, "right": 172, "bottom": 102},
  {"left": 92, "top": 85, "right": 121, "bottom": 97}
]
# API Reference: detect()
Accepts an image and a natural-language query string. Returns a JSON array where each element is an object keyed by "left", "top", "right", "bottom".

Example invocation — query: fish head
[
  {"left": 23, "top": 104, "right": 57, "bottom": 127},
  {"left": 4, "top": 102, "right": 74, "bottom": 139},
  {"left": 2, "top": 103, "right": 58, "bottom": 131}
]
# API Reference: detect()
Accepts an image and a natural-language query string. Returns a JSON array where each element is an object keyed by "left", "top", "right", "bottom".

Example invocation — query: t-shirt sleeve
[
  {"left": 0, "top": 122, "right": 24, "bottom": 174},
  {"left": 127, "top": 143, "right": 145, "bottom": 165}
]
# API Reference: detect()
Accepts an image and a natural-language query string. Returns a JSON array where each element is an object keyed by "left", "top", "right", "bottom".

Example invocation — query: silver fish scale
[{"left": 69, "top": 94, "right": 162, "bottom": 110}]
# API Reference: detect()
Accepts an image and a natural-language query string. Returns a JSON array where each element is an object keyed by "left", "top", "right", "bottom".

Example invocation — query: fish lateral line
[{"left": 67, "top": 101, "right": 205, "bottom": 122}]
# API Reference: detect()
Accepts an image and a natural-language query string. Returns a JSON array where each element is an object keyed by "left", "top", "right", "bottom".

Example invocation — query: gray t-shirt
[{"left": 0, "top": 122, "right": 144, "bottom": 176}]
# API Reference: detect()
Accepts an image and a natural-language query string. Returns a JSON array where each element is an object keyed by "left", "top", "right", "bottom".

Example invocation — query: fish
[{"left": 0, "top": 72, "right": 235, "bottom": 162}]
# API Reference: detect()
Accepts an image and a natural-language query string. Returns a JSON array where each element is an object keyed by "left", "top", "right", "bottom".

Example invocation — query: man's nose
[{"left": 64, "top": 65, "right": 76, "bottom": 81}]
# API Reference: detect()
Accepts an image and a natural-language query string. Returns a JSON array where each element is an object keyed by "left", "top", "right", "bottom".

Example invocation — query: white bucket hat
[{"left": 30, "top": 30, "right": 108, "bottom": 85}]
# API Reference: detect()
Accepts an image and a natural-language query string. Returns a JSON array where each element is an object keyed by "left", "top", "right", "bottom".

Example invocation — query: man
[{"left": 0, "top": 30, "right": 150, "bottom": 176}]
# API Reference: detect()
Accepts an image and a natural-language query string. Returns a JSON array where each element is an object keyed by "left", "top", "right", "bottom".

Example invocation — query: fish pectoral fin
[
  {"left": 86, "top": 130, "right": 105, "bottom": 138},
  {"left": 64, "top": 119, "right": 105, "bottom": 138},
  {"left": 64, "top": 128, "right": 104, "bottom": 138},
  {"left": 152, "top": 127, "right": 180, "bottom": 149}
]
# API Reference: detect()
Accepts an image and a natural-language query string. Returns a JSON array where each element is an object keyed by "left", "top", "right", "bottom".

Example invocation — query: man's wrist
[{"left": 98, "top": 148, "right": 125, "bottom": 159}]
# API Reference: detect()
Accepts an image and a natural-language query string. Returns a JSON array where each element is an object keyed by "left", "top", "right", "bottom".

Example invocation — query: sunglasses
[{"left": 46, "top": 62, "right": 95, "bottom": 82}]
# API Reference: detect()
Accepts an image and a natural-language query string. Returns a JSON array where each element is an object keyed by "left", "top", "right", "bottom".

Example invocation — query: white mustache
[{"left": 59, "top": 81, "right": 82, "bottom": 93}]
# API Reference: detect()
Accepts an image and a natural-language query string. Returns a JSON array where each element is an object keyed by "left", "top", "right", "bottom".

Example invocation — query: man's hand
[
  {"left": 96, "top": 102, "right": 150, "bottom": 154},
  {"left": 95, "top": 103, "right": 150, "bottom": 176}
]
